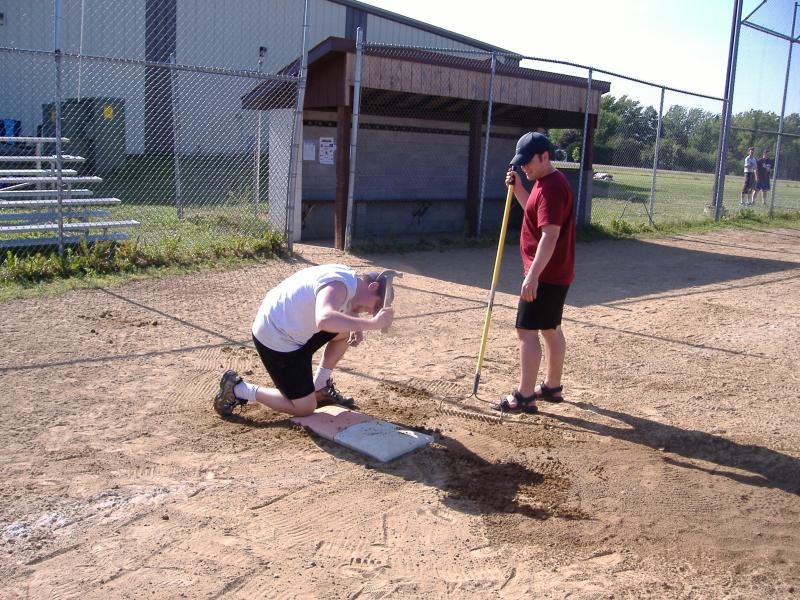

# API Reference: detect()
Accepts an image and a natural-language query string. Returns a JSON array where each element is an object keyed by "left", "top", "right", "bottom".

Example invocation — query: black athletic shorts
[
  {"left": 516, "top": 281, "right": 570, "bottom": 331},
  {"left": 252, "top": 331, "right": 337, "bottom": 400}
]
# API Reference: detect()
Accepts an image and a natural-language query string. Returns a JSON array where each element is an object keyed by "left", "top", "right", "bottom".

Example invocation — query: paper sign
[
  {"left": 319, "top": 137, "right": 335, "bottom": 165},
  {"left": 303, "top": 139, "right": 316, "bottom": 161}
]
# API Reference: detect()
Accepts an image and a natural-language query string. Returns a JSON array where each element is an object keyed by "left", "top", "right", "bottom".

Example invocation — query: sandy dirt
[{"left": 1, "top": 227, "right": 799, "bottom": 599}]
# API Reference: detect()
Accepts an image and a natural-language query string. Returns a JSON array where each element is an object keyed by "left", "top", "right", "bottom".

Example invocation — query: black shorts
[
  {"left": 755, "top": 179, "right": 770, "bottom": 191},
  {"left": 252, "top": 331, "right": 337, "bottom": 400},
  {"left": 516, "top": 282, "right": 570, "bottom": 331},
  {"left": 742, "top": 172, "right": 755, "bottom": 193}
]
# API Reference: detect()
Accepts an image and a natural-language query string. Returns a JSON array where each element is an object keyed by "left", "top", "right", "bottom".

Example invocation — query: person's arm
[
  {"left": 521, "top": 225, "right": 561, "bottom": 301},
  {"left": 505, "top": 169, "right": 529, "bottom": 209},
  {"left": 314, "top": 281, "right": 393, "bottom": 332}
]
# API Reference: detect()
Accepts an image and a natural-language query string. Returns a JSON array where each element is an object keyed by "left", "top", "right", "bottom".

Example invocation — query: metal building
[{"left": 0, "top": 0, "right": 606, "bottom": 244}]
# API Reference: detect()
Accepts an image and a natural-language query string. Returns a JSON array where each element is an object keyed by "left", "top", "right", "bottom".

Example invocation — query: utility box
[{"left": 41, "top": 97, "right": 126, "bottom": 175}]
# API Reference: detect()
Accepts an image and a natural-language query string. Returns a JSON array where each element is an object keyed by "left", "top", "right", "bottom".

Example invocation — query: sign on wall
[
  {"left": 303, "top": 139, "right": 316, "bottom": 161},
  {"left": 319, "top": 137, "right": 335, "bottom": 165}
]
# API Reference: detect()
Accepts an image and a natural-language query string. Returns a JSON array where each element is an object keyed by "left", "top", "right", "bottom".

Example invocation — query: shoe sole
[{"left": 214, "top": 370, "right": 242, "bottom": 416}]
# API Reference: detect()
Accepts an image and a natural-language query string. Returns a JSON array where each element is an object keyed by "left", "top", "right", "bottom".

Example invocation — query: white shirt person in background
[{"left": 741, "top": 147, "right": 757, "bottom": 207}]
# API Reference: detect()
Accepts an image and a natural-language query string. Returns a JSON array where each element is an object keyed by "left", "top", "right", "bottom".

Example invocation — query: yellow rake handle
[{"left": 472, "top": 180, "right": 515, "bottom": 396}]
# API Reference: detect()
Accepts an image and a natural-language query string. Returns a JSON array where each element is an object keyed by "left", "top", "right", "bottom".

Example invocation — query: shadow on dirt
[
  {"left": 304, "top": 431, "right": 585, "bottom": 521},
  {"left": 372, "top": 237, "right": 799, "bottom": 307},
  {"left": 545, "top": 401, "right": 800, "bottom": 496}
]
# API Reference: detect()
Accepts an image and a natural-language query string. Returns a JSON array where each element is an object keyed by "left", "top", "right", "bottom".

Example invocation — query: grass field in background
[{"left": 590, "top": 166, "right": 800, "bottom": 225}]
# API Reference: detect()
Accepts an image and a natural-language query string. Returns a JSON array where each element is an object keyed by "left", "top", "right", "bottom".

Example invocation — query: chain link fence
[
  {"left": 0, "top": 0, "right": 305, "bottom": 260},
  {"left": 341, "top": 28, "right": 798, "bottom": 245},
  {"left": 2, "top": 2, "right": 798, "bottom": 265},
  {"left": 722, "top": 0, "right": 800, "bottom": 214}
]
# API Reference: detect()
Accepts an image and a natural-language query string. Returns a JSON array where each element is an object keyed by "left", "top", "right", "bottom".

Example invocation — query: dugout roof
[
  {"left": 242, "top": 37, "right": 610, "bottom": 248},
  {"left": 242, "top": 37, "right": 610, "bottom": 129}
]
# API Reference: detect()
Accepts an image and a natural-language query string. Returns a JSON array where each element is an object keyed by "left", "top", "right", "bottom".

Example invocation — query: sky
[{"left": 361, "top": 0, "right": 799, "bottom": 117}]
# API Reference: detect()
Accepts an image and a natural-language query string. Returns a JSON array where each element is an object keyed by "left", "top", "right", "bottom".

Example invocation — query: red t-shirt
[{"left": 519, "top": 169, "right": 575, "bottom": 285}]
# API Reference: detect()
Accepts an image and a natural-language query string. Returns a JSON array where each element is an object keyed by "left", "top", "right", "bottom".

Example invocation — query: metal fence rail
[{"left": 339, "top": 19, "right": 798, "bottom": 244}]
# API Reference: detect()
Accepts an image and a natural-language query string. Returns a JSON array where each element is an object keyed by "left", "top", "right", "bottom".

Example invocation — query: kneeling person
[{"left": 214, "top": 264, "right": 394, "bottom": 417}]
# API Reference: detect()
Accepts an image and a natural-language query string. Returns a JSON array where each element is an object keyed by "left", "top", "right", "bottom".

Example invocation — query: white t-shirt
[
  {"left": 252, "top": 264, "right": 358, "bottom": 352},
  {"left": 744, "top": 155, "right": 757, "bottom": 173}
]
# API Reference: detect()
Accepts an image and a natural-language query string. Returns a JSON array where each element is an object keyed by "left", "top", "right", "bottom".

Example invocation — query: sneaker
[
  {"left": 315, "top": 378, "right": 355, "bottom": 408},
  {"left": 214, "top": 369, "right": 245, "bottom": 417}
]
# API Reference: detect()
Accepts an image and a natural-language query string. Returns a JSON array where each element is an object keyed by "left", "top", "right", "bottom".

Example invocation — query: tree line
[{"left": 550, "top": 95, "right": 800, "bottom": 180}]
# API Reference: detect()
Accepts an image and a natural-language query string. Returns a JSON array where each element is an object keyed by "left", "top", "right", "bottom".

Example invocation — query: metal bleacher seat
[{"left": 0, "top": 136, "right": 139, "bottom": 249}]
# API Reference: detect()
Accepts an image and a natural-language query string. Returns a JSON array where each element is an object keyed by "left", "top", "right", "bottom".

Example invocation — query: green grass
[
  {"left": 2, "top": 155, "right": 799, "bottom": 300},
  {"left": 590, "top": 167, "right": 800, "bottom": 226},
  {"left": 0, "top": 224, "right": 286, "bottom": 302}
]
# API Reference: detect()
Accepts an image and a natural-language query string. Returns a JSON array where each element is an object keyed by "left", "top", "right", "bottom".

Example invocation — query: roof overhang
[{"left": 242, "top": 37, "right": 610, "bottom": 129}]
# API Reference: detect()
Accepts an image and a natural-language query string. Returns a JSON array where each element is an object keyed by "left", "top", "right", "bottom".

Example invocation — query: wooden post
[
  {"left": 466, "top": 102, "right": 483, "bottom": 237},
  {"left": 578, "top": 116, "right": 596, "bottom": 227},
  {"left": 335, "top": 105, "right": 352, "bottom": 249}
]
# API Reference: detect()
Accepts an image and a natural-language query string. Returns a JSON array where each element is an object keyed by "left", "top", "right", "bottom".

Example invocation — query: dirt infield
[{"left": 1, "top": 228, "right": 799, "bottom": 598}]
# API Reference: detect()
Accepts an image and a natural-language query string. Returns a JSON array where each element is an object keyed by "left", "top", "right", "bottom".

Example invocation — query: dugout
[{"left": 242, "top": 37, "right": 610, "bottom": 247}]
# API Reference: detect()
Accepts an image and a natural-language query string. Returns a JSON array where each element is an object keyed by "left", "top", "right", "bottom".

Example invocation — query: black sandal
[
  {"left": 492, "top": 389, "right": 539, "bottom": 414},
  {"left": 537, "top": 382, "right": 564, "bottom": 403}
]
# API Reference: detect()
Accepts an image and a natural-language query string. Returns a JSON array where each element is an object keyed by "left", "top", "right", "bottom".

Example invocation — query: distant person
[
  {"left": 213, "top": 265, "right": 396, "bottom": 418},
  {"left": 755, "top": 149, "right": 774, "bottom": 206},
  {"left": 741, "top": 147, "right": 757, "bottom": 207},
  {"left": 493, "top": 132, "right": 575, "bottom": 414}
]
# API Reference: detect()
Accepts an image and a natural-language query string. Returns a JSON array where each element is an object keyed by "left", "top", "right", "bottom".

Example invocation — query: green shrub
[{"left": 0, "top": 226, "right": 286, "bottom": 285}]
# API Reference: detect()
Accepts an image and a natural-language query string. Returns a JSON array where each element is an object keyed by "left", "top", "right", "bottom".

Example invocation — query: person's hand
[
  {"left": 505, "top": 168, "right": 516, "bottom": 187},
  {"left": 348, "top": 330, "right": 364, "bottom": 347},
  {"left": 521, "top": 276, "right": 538, "bottom": 302},
  {"left": 371, "top": 306, "right": 394, "bottom": 329}
]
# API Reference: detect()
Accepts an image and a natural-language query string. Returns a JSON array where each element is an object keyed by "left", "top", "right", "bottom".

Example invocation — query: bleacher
[{"left": 0, "top": 136, "right": 139, "bottom": 249}]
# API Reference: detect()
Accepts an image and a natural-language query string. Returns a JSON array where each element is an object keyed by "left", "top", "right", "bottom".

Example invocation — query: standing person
[
  {"left": 493, "top": 132, "right": 575, "bottom": 414},
  {"left": 213, "top": 264, "right": 395, "bottom": 418},
  {"left": 755, "top": 149, "right": 774, "bottom": 206},
  {"left": 741, "top": 147, "right": 757, "bottom": 207}
]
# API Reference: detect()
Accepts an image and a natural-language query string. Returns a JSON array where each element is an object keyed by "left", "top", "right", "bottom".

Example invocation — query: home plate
[{"left": 291, "top": 405, "right": 433, "bottom": 462}]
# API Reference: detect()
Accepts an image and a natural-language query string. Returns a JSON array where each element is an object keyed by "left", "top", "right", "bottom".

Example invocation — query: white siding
[
  {"left": 0, "top": 1, "right": 54, "bottom": 51},
  {"left": 1, "top": 0, "right": 498, "bottom": 153},
  {"left": 173, "top": 0, "right": 344, "bottom": 154},
  {"left": 365, "top": 14, "right": 480, "bottom": 51},
  {"left": 0, "top": 0, "right": 145, "bottom": 147}
]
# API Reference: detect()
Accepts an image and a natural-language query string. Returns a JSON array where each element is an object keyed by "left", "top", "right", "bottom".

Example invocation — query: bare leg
[
  {"left": 252, "top": 387, "right": 317, "bottom": 417},
  {"left": 539, "top": 327, "right": 566, "bottom": 395},
  {"left": 516, "top": 328, "right": 542, "bottom": 397},
  {"left": 320, "top": 331, "right": 350, "bottom": 369}
]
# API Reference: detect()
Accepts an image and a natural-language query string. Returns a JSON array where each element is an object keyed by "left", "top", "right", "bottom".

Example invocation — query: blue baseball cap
[{"left": 510, "top": 132, "right": 553, "bottom": 168}]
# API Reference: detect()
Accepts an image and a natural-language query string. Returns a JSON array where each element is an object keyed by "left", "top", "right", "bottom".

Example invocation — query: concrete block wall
[{"left": 299, "top": 121, "right": 585, "bottom": 241}]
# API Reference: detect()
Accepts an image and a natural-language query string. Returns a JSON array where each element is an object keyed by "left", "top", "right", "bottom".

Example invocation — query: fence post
[
  {"left": 170, "top": 53, "right": 183, "bottom": 220},
  {"left": 576, "top": 67, "right": 593, "bottom": 227},
  {"left": 648, "top": 86, "right": 665, "bottom": 225},
  {"left": 715, "top": 0, "right": 744, "bottom": 221},
  {"left": 77, "top": 0, "right": 85, "bottom": 101},
  {"left": 254, "top": 46, "right": 266, "bottom": 218},
  {"left": 476, "top": 52, "right": 497, "bottom": 237},
  {"left": 53, "top": 0, "right": 65, "bottom": 258},
  {"left": 770, "top": 2, "right": 797, "bottom": 217},
  {"left": 344, "top": 27, "right": 364, "bottom": 252},
  {"left": 286, "top": 0, "right": 310, "bottom": 253}
]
